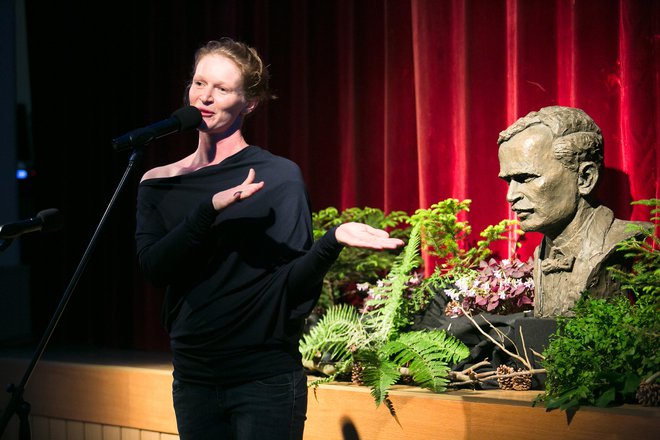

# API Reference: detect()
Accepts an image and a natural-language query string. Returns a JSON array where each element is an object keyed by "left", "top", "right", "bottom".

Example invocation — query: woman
[{"left": 134, "top": 37, "right": 403, "bottom": 440}]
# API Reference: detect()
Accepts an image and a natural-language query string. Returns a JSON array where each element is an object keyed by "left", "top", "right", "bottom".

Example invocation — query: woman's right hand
[{"left": 212, "top": 168, "right": 264, "bottom": 211}]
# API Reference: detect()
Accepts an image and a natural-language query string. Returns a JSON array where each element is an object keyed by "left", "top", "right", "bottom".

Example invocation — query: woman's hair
[{"left": 187, "top": 37, "right": 275, "bottom": 104}]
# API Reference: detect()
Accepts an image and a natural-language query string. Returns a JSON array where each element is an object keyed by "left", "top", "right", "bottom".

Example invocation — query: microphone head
[
  {"left": 37, "top": 208, "right": 64, "bottom": 233},
  {"left": 172, "top": 106, "right": 202, "bottom": 131}
]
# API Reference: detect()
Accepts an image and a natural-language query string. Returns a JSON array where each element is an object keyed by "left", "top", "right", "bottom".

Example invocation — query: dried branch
[
  {"left": 445, "top": 308, "right": 547, "bottom": 389},
  {"left": 457, "top": 306, "right": 535, "bottom": 370}
]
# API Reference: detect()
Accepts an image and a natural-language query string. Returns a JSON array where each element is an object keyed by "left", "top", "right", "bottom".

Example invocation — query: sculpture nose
[{"left": 506, "top": 181, "right": 522, "bottom": 204}]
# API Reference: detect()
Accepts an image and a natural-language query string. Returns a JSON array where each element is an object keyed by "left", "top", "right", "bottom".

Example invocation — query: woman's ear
[
  {"left": 577, "top": 161, "right": 599, "bottom": 196},
  {"left": 243, "top": 100, "right": 258, "bottom": 115}
]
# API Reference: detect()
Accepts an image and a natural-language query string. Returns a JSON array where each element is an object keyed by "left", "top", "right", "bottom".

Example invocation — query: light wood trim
[
  {"left": 306, "top": 382, "right": 659, "bottom": 439},
  {"left": 1, "top": 355, "right": 659, "bottom": 439},
  {"left": 0, "top": 357, "right": 177, "bottom": 434}
]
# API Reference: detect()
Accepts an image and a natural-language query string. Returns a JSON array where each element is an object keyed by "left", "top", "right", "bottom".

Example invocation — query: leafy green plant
[
  {"left": 537, "top": 293, "right": 659, "bottom": 411},
  {"left": 301, "top": 222, "right": 470, "bottom": 411},
  {"left": 536, "top": 198, "right": 659, "bottom": 412},
  {"left": 409, "top": 198, "right": 521, "bottom": 276},
  {"left": 302, "top": 199, "right": 523, "bottom": 413},
  {"left": 609, "top": 199, "right": 660, "bottom": 299},
  {"left": 406, "top": 198, "right": 522, "bottom": 314},
  {"left": 312, "top": 206, "right": 411, "bottom": 312}
]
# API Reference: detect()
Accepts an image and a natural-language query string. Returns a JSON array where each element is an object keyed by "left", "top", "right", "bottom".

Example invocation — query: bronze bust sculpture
[{"left": 497, "top": 106, "right": 652, "bottom": 317}]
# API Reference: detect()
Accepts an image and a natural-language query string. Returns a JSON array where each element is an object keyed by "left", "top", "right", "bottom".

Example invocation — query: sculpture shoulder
[{"left": 604, "top": 218, "right": 653, "bottom": 251}]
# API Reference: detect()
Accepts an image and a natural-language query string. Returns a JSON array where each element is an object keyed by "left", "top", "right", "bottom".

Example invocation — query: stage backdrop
[{"left": 16, "top": 0, "right": 659, "bottom": 351}]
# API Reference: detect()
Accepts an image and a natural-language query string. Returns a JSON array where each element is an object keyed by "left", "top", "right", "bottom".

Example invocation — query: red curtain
[{"left": 22, "top": 0, "right": 658, "bottom": 351}]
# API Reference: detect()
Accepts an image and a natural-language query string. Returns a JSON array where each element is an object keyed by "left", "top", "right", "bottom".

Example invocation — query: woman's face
[{"left": 189, "top": 54, "right": 254, "bottom": 135}]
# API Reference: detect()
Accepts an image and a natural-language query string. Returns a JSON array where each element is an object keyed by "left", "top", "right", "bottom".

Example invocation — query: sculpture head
[{"left": 497, "top": 106, "right": 603, "bottom": 240}]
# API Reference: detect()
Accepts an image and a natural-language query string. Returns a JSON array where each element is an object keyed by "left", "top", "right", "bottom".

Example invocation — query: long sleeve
[
  {"left": 136, "top": 196, "right": 218, "bottom": 287},
  {"left": 286, "top": 227, "right": 344, "bottom": 318},
  {"left": 287, "top": 226, "right": 343, "bottom": 291}
]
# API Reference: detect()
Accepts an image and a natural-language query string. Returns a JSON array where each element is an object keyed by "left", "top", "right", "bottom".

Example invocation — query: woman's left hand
[{"left": 335, "top": 222, "right": 405, "bottom": 250}]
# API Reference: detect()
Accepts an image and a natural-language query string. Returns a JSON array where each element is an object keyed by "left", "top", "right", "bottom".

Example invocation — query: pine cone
[
  {"left": 351, "top": 362, "right": 364, "bottom": 386},
  {"left": 496, "top": 364, "right": 514, "bottom": 390},
  {"left": 497, "top": 365, "right": 532, "bottom": 391},
  {"left": 636, "top": 382, "right": 660, "bottom": 406},
  {"left": 511, "top": 370, "right": 532, "bottom": 391}
]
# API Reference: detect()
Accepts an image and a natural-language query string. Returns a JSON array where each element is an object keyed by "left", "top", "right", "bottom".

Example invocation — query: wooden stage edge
[{"left": 0, "top": 348, "right": 658, "bottom": 440}]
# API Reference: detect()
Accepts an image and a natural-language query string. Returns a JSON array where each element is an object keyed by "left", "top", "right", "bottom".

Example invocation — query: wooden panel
[
  {"left": 102, "top": 425, "right": 121, "bottom": 440},
  {"left": 66, "top": 421, "right": 84, "bottom": 440},
  {"left": 1, "top": 355, "right": 659, "bottom": 440},
  {"left": 50, "top": 418, "right": 66, "bottom": 440},
  {"left": 138, "top": 431, "right": 160, "bottom": 440},
  {"left": 83, "top": 423, "right": 102, "bottom": 440},
  {"left": 0, "top": 357, "right": 177, "bottom": 434},
  {"left": 120, "top": 427, "right": 140, "bottom": 440},
  {"left": 305, "top": 382, "right": 660, "bottom": 440},
  {"left": 30, "top": 416, "right": 49, "bottom": 440}
]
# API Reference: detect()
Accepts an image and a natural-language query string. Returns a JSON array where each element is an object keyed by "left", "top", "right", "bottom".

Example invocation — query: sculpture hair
[{"left": 497, "top": 105, "right": 604, "bottom": 172}]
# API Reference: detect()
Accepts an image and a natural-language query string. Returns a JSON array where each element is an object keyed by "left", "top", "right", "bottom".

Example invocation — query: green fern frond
[
  {"left": 355, "top": 349, "right": 401, "bottom": 407},
  {"left": 381, "top": 330, "right": 470, "bottom": 392},
  {"left": 309, "top": 373, "right": 345, "bottom": 403},
  {"left": 299, "top": 303, "right": 361, "bottom": 363},
  {"left": 362, "top": 224, "right": 423, "bottom": 345},
  {"left": 308, "top": 374, "right": 338, "bottom": 390}
]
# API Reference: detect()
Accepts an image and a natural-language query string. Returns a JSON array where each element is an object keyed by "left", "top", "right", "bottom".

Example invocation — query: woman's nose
[{"left": 198, "top": 88, "right": 213, "bottom": 103}]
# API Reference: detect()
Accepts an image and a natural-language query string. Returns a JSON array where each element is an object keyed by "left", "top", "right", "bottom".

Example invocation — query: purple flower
[{"left": 443, "top": 257, "right": 535, "bottom": 317}]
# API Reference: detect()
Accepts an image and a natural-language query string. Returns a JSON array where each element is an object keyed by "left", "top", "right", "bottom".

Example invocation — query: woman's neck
[{"left": 193, "top": 130, "right": 249, "bottom": 166}]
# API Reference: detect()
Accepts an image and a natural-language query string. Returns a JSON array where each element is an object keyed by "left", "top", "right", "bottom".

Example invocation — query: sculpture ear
[{"left": 577, "top": 161, "right": 599, "bottom": 196}]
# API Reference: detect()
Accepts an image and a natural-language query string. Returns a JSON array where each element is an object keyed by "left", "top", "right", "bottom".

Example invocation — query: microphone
[
  {"left": 0, "top": 209, "right": 64, "bottom": 240},
  {"left": 112, "top": 106, "right": 202, "bottom": 152}
]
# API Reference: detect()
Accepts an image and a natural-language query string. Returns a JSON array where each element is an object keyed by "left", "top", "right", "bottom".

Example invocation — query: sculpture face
[{"left": 498, "top": 124, "right": 579, "bottom": 239}]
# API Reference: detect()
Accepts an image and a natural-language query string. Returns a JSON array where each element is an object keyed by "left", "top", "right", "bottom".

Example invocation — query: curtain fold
[{"left": 21, "top": 0, "right": 658, "bottom": 350}]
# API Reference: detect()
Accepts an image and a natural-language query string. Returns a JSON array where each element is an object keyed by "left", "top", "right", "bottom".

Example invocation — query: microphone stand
[{"left": 0, "top": 146, "right": 145, "bottom": 440}]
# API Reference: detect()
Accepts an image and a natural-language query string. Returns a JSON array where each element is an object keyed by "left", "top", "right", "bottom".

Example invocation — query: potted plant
[{"left": 301, "top": 199, "right": 521, "bottom": 411}]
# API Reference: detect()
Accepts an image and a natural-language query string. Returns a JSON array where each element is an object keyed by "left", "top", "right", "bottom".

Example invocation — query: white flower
[
  {"left": 456, "top": 277, "right": 470, "bottom": 291},
  {"left": 444, "top": 288, "right": 460, "bottom": 301},
  {"left": 478, "top": 281, "right": 491, "bottom": 292},
  {"left": 356, "top": 282, "right": 371, "bottom": 292}
]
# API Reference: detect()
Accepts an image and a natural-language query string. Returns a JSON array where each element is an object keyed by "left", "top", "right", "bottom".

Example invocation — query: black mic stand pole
[{"left": 0, "top": 146, "right": 145, "bottom": 440}]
